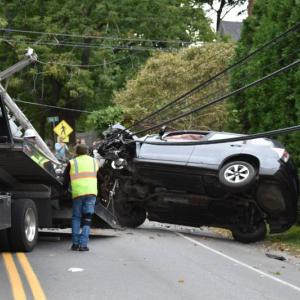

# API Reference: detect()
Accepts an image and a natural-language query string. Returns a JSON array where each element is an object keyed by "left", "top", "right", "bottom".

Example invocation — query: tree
[
  {"left": 247, "top": 0, "right": 256, "bottom": 15},
  {"left": 108, "top": 42, "right": 235, "bottom": 133},
  {"left": 200, "top": 0, "right": 247, "bottom": 31},
  {"left": 227, "top": 0, "right": 300, "bottom": 162},
  {"left": 0, "top": 0, "right": 214, "bottom": 140}
]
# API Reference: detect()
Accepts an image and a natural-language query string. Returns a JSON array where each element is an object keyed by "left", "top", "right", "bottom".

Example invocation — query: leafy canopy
[
  {"left": 227, "top": 0, "right": 300, "bottom": 162},
  {"left": 109, "top": 42, "right": 235, "bottom": 133},
  {"left": 0, "top": 0, "right": 214, "bottom": 139}
]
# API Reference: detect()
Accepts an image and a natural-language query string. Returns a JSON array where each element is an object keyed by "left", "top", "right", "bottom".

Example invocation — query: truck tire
[
  {"left": 9, "top": 199, "right": 38, "bottom": 252},
  {"left": 0, "top": 229, "right": 11, "bottom": 251}
]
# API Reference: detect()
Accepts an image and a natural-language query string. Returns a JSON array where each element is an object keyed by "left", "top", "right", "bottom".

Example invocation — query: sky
[{"left": 203, "top": 1, "right": 248, "bottom": 31}]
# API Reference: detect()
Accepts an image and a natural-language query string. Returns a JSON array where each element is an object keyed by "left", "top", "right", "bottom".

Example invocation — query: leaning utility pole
[{"left": 0, "top": 48, "right": 59, "bottom": 163}]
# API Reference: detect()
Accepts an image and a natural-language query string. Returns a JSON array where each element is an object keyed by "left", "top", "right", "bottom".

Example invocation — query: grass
[{"left": 267, "top": 226, "right": 300, "bottom": 255}]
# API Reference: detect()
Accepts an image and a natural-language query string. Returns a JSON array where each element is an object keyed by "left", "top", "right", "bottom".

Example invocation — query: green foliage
[
  {"left": 113, "top": 42, "right": 235, "bottom": 131},
  {"left": 86, "top": 106, "right": 123, "bottom": 133},
  {"left": 227, "top": 0, "right": 300, "bottom": 162},
  {"left": 0, "top": 0, "right": 214, "bottom": 138}
]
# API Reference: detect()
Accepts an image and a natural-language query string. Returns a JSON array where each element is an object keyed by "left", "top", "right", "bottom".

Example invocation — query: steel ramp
[{"left": 94, "top": 202, "right": 123, "bottom": 230}]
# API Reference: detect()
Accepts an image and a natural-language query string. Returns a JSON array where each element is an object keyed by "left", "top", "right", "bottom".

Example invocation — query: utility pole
[{"left": 0, "top": 48, "right": 59, "bottom": 163}]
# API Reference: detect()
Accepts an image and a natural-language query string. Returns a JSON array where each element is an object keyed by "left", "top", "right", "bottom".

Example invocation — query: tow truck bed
[{"left": 0, "top": 143, "right": 62, "bottom": 188}]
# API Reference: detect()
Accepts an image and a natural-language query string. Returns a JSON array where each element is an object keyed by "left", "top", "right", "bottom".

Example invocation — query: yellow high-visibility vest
[{"left": 69, "top": 155, "right": 99, "bottom": 199}]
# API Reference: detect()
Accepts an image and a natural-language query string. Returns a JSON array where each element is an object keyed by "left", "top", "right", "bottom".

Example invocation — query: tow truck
[{"left": 0, "top": 49, "right": 118, "bottom": 252}]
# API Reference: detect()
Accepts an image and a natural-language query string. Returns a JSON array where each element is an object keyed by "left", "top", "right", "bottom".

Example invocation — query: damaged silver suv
[{"left": 98, "top": 125, "right": 299, "bottom": 243}]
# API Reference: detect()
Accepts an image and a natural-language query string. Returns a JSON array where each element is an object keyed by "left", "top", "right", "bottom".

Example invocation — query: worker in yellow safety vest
[{"left": 63, "top": 143, "right": 100, "bottom": 251}]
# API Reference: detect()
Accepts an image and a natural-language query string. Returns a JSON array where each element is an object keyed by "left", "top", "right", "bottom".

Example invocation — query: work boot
[
  {"left": 71, "top": 244, "right": 79, "bottom": 251},
  {"left": 79, "top": 246, "right": 89, "bottom": 251}
]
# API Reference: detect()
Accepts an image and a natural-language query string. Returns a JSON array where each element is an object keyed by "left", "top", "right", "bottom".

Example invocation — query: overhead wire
[
  {"left": 14, "top": 99, "right": 93, "bottom": 113},
  {"left": 1, "top": 38, "right": 178, "bottom": 52},
  {"left": 131, "top": 58, "right": 300, "bottom": 136},
  {"left": 0, "top": 37, "right": 179, "bottom": 52},
  {"left": 3, "top": 23, "right": 300, "bottom": 134},
  {"left": 0, "top": 28, "right": 192, "bottom": 45},
  {"left": 126, "top": 22, "right": 300, "bottom": 132},
  {"left": 153, "top": 45, "right": 300, "bottom": 125},
  {"left": 117, "top": 45, "right": 234, "bottom": 125},
  {"left": 36, "top": 56, "right": 131, "bottom": 68},
  {"left": 134, "top": 124, "right": 300, "bottom": 146}
]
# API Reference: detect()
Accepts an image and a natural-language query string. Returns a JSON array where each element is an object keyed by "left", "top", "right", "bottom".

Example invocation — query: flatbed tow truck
[{"left": 0, "top": 49, "right": 118, "bottom": 252}]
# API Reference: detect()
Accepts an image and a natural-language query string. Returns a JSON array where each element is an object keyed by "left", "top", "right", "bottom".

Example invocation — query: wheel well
[{"left": 221, "top": 155, "right": 260, "bottom": 170}]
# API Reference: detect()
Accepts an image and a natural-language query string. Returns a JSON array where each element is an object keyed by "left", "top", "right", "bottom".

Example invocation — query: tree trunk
[
  {"left": 81, "top": 38, "right": 91, "bottom": 65},
  {"left": 216, "top": 0, "right": 226, "bottom": 32},
  {"left": 248, "top": 0, "right": 255, "bottom": 16}
]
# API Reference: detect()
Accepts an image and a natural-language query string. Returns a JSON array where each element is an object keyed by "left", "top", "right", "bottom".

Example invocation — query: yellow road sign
[
  {"left": 53, "top": 120, "right": 73, "bottom": 138},
  {"left": 61, "top": 136, "right": 69, "bottom": 143}
]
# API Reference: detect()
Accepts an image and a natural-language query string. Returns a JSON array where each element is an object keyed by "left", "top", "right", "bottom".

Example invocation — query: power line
[
  {"left": 14, "top": 99, "right": 93, "bottom": 113},
  {"left": 150, "top": 45, "right": 300, "bottom": 124},
  {"left": 135, "top": 124, "right": 300, "bottom": 146},
  {"left": 0, "top": 37, "right": 179, "bottom": 52},
  {"left": 132, "top": 58, "right": 300, "bottom": 136},
  {"left": 36, "top": 56, "right": 130, "bottom": 68},
  {"left": 127, "top": 22, "right": 300, "bottom": 131},
  {"left": 0, "top": 28, "right": 191, "bottom": 45},
  {"left": 119, "top": 45, "right": 234, "bottom": 125}
]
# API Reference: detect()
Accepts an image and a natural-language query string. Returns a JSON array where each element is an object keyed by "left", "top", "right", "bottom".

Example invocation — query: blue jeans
[{"left": 72, "top": 196, "right": 96, "bottom": 247}]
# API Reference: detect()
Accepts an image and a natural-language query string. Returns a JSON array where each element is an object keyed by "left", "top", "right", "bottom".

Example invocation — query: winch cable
[
  {"left": 126, "top": 22, "right": 300, "bottom": 132},
  {"left": 161, "top": 46, "right": 300, "bottom": 119},
  {"left": 132, "top": 124, "right": 300, "bottom": 146},
  {"left": 131, "top": 58, "right": 300, "bottom": 137}
]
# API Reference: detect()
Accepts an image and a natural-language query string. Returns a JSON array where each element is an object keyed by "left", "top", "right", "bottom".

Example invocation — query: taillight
[{"left": 272, "top": 148, "right": 290, "bottom": 162}]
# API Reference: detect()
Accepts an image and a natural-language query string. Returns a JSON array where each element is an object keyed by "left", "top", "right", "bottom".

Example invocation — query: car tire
[
  {"left": 8, "top": 199, "right": 38, "bottom": 252},
  {"left": 219, "top": 160, "right": 257, "bottom": 190},
  {"left": 115, "top": 204, "right": 146, "bottom": 228},
  {"left": 232, "top": 221, "right": 267, "bottom": 243}
]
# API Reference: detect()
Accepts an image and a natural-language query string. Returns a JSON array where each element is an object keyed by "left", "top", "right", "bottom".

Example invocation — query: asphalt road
[{"left": 1, "top": 222, "right": 300, "bottom": 300}]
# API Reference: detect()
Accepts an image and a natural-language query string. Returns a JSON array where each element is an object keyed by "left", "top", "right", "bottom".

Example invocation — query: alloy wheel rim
[
  {"left": 24, "top": 208, "right": 36, "bottom": 242},
  {"left": 224, "top": 164, "right": 250, "bottom": 183}
]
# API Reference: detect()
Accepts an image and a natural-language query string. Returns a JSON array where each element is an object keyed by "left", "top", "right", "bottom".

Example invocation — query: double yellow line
[{"left": 2, "top": 252, "right": 46, "bottom": 300}]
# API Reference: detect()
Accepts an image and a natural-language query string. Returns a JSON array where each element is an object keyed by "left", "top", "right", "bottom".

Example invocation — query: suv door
[
  {"left": 187, "top": 133, "right": 245, "bottom": 169},
  {"left": 137, "top": 134, "right": 195, "bottom": 166}
]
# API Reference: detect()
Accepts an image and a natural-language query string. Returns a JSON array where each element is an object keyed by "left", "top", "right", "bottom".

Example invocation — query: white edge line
[{"left": 176, "top": 232, "right": 300, "bottom": 292}]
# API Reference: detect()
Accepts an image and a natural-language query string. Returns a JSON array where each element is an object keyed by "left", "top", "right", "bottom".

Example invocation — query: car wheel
[
  {"left": 232, "top": 221, "right": 267, "bottom": 243},
  {"left": 219, "top": 160, "right": 257, "bottom": 189},
  {"left": 9, "top": 199, "right": 38, "bottom": 252},
  {"left": 114, "top": 204, "right": 146, "bottom": 228}
]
